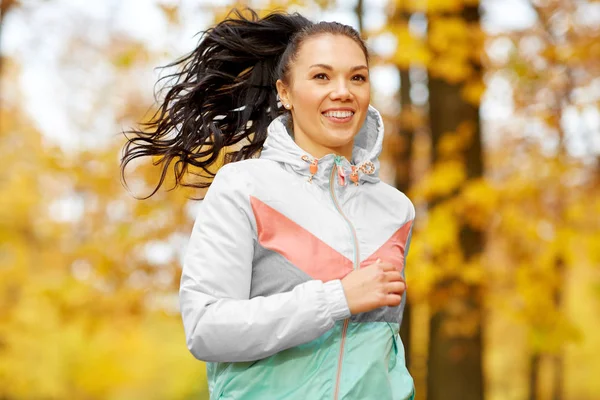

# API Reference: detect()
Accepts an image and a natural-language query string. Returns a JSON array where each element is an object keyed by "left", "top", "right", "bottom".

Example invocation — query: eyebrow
[{"left": 309, "top": 63, "right": 369, "bottom": 72}]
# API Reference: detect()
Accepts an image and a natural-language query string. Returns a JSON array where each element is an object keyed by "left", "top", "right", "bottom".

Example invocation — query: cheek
[
  {"left": 357, "top": 86, "right": 371, "bottom": 107},
  {"left": 293, "top": 91, "right": 325, "bottom": 129},
  {"left": 294, "top": 88, "right": 322, "bottom": 111}
]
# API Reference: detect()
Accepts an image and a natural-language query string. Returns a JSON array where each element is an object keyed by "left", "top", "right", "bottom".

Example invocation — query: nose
[{"left": 330, "top": 79, "right": 352, "bottom": 101}]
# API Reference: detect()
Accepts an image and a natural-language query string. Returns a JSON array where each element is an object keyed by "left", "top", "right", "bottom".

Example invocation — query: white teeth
[{"left": 323, "top": 111, "right": 354, "bottom": 118}]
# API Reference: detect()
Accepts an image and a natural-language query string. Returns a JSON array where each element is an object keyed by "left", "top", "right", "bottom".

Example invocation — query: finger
[
  {"left": 379, "top": 262, "right": 397, "bottom": 272},
  {"left": 386, "top": 281, "right": 406, "bottom": 294},
  {"left": 384, "top": 271, "right": 404, "bottom": 282},
  {"left": 385, "top": 294, "right": 402, "bottom": 307}
]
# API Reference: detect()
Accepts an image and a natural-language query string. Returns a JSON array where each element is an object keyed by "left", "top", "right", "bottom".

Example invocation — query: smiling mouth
[{"left": 322, "top": 110, "right": 355, "bottom": 122}]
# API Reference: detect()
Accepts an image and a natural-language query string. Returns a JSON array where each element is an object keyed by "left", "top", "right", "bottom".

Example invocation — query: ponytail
[{"left": 121, "top": 8, "right": 366, "bottom": 197}]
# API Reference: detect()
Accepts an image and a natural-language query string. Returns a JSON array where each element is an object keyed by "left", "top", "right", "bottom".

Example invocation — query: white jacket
[{"left": 180, "top": 105, "right": 416, "bottom": 400}]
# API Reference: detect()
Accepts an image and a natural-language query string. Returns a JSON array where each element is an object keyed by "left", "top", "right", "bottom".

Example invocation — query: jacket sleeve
[
  {"left": 179, "top": 163, "right": 351, "bottom": 363},
  {"left": 399, "top": 200, "right": 416, "bottom": 327}
]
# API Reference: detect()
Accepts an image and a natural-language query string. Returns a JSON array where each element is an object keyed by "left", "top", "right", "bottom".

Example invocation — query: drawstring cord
[
  {"left": 302, "top": 155, "right": 375, "bottom": 186},
  {"left": 334, "top": 156, "right": 345, "bottom": 186}
]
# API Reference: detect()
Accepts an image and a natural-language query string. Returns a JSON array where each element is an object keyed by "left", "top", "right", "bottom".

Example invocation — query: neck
[{"left": 293, "top": 135, "right": 353, "bottom": 161}]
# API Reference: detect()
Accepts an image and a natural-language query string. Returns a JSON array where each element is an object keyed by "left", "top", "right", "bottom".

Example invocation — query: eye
[
  {"left": 313, "top": 73, "right": 329, "bottom": 80},
  {"left": 352, "top": 74, "right": 367, "bottom": 82}
]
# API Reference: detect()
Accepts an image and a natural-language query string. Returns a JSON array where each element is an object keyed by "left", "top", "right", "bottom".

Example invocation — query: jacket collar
[{"left": 259, "top": 105, "right": 384, "bottom": 189}]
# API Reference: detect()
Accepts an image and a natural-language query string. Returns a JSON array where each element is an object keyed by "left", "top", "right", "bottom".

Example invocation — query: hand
[{"left": 340, "top": 259, "right": 406, "bottom": 315}]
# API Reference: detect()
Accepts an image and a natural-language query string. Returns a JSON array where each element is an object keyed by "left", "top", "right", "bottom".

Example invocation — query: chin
[
  {"left": 324, "top": 137, "right": 355, "bottom": 150},
  {"left": 329, "top": 129, "right": 360, "bottom": 144}
]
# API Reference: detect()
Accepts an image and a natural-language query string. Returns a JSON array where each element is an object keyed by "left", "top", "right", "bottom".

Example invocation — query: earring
[{"left": 285, "top": 104, "right": 291, "bottom": 109}]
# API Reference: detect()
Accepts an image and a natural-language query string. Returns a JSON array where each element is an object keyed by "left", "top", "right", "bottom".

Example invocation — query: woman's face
[{"left": 276, "top": 34, "right": 370, "bottom": 160}]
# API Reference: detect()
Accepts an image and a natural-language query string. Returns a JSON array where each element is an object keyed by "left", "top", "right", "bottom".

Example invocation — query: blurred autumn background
[{"left": 1, "top": 0, "right": 599, "bottom": 399}]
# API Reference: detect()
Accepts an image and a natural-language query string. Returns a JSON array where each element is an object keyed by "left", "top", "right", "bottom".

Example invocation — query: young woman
[{"left": 122, "top": 9, "right": 416, "bottom": 400}]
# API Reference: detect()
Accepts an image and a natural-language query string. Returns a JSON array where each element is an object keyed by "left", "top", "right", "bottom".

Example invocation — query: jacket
[{"left": 180, "top": 105, "right": 416, "bottom": 400}]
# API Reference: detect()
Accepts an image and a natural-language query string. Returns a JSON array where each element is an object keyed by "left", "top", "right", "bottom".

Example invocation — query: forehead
[{"left": 293, "top": 34, "right": 367, "bottom": 70}]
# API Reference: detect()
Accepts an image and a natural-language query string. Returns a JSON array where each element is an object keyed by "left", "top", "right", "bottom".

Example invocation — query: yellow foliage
[
  {"left": 0, "top": 103, "right": 206, "bottom": 398},
  {"left": 412, "top": 159, "right": 466, "bottom": 200},
  {"left": 454, "top": 179, "right": 499, "bottom": 230},
  {"left": 159, "top": 4, "right": 180, "bottom": 25},
  {"left": 111, "top": 42, "right": 150, "bottom": 69},
  {"left": 437, "top": 121, "right": 476, "bottom": 157},
  {"left": 461, "top": 78, "right": 486, "bottom": 105},
  {"left": 420, "top": 203, "right": 461, "bottom": 259},
  {"left": 404, "top": 239, "right": 439, "bottom": 300},
  {"left": 428, "top": 16, "right": 470, "bottom": 54},
  {"left": 425, "top": 15, "right": 483, "bottom": 83},
  {"left": 429, "top": 55, "right": 473, "bottom": 83},
  {"left": 394, "top": 0, "right": 479, "bottom": 13},
  {"left": 0, "top": 292, "right": 206, "bottom": 399},
  {"left": 390, "top": 23, "right": 431, "bottom": 68},
  {"left": 461, "top": 256, "right": 485, "bottom": 284}
]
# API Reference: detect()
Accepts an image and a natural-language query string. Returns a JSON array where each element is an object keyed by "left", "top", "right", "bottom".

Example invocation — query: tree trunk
[
  {"left": 553, "top": 353, "right": 564, "bottom": 400},
  {"left": 551, "top": 256, "right": 566, "bottom": 400},
  {"left": 0, "top": 0, "right": 19, "bottom": 102},
  {"left": 426, "top": 5, "right": 485, "bottom": 400},
  {"left": 355, "top": 0, "right": 364, "bottom": 34},
  {"left": 529, "top": 353, "right": 540, "bottom": 400}
]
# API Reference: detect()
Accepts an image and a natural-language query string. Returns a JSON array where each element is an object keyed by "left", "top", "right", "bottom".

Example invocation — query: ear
[{"left": 276, "top": 79, "right": 292, "bottom": 109}]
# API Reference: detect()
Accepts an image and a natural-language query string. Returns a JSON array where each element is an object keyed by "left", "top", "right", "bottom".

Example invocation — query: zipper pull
[
  {"left": 302, "top": 155, "right": 319, "bottom": 183},
  {"left": 350, "top": 166, "right": 359, "bottom": 186}
]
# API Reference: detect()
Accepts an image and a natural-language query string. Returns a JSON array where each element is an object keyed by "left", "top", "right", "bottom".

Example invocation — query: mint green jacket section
[{"left": 208, "top": 322, "right": 415, "bottom": 400}]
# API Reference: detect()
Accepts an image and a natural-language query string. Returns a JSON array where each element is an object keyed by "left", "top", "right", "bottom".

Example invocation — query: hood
[{"left": 259, "top": 105, "right": 384, "bottom": 188}]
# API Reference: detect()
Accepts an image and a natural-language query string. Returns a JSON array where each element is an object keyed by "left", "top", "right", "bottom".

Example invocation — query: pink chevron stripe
[
  {"left": 360, "top": 220, "right": 413, "bottom": 272},
  {"left": 250, "top": 196, "right": 354, "bottom": 282}
]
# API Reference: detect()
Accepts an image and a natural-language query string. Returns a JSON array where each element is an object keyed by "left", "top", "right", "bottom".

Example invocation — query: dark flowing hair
[{"left": 121, "top": 8, "right": 368, "bottom": 197}]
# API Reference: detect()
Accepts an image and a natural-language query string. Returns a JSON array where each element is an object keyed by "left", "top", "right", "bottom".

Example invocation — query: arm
[{"left": 179, "top": 163, "right": 350, "bottom": 363}]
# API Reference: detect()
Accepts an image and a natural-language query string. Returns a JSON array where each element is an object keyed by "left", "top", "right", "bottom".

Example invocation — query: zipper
[{"left": 329, "top": 156, "right": 360, "bottom": 400}]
